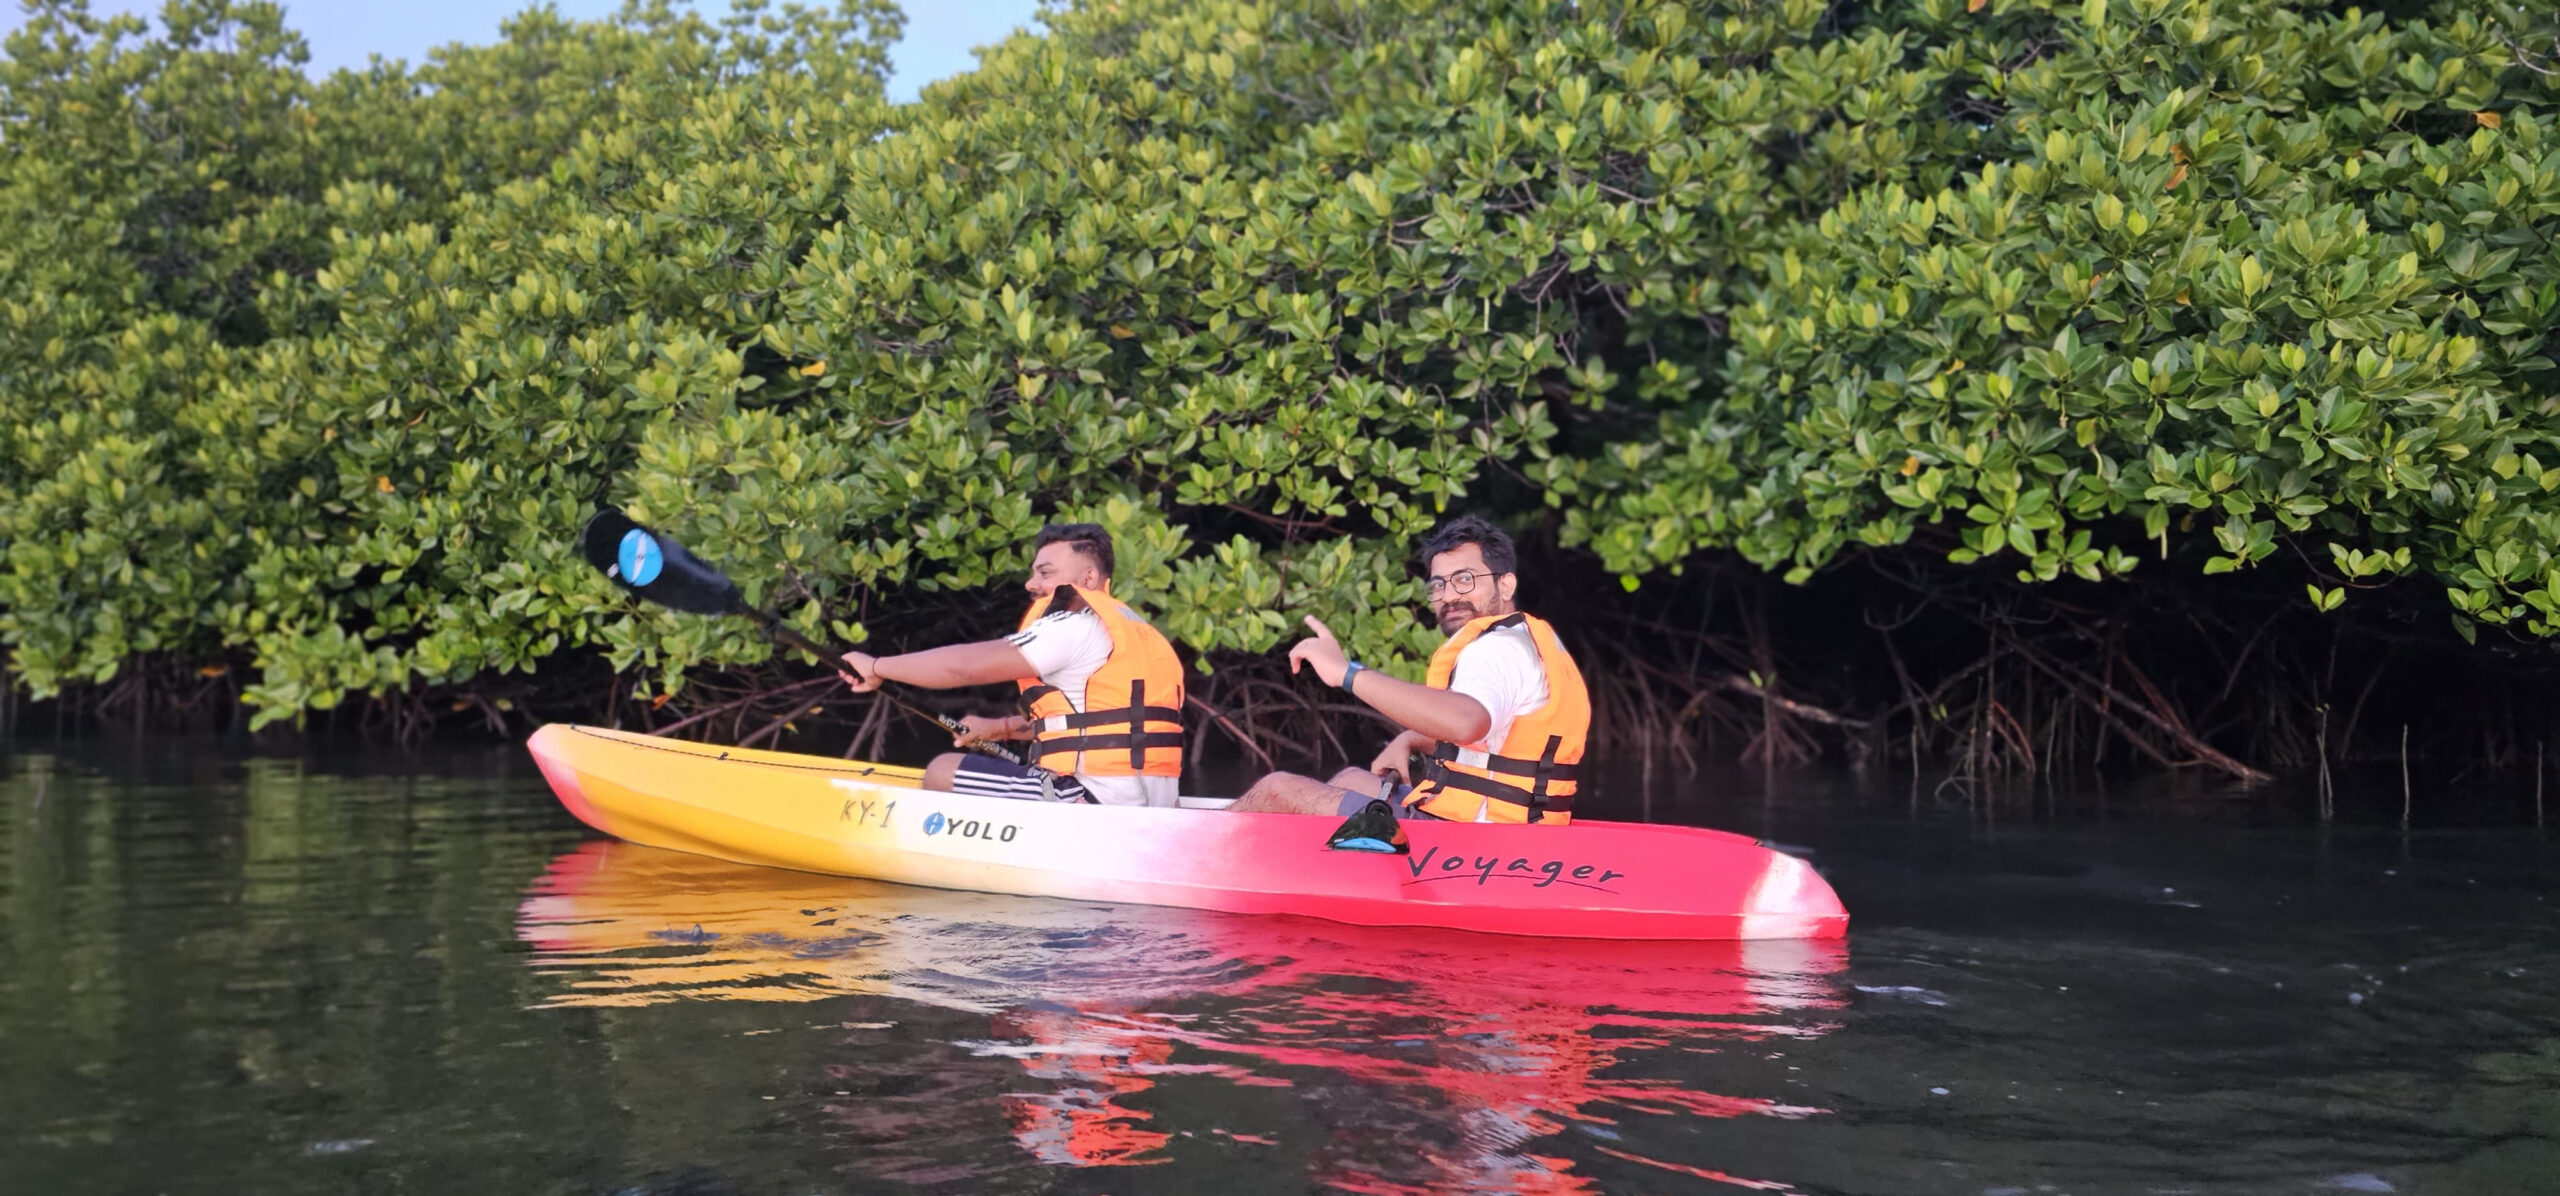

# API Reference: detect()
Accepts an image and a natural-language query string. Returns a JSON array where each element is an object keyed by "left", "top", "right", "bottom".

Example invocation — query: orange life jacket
[
  {"left": 1410, "top": 612, "right": 1589, "bottom": 825},
  {"left": 1014, "top": 585, "right": 1186, "bottom": 778}
]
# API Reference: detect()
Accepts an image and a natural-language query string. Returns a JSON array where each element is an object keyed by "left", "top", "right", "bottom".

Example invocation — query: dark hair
[
  {"left": 1419, "top": 515, "right": 1516, "bottom": 575},
  {"left": 1034, "top": 522, "right": 1115, "bottom": 578}
]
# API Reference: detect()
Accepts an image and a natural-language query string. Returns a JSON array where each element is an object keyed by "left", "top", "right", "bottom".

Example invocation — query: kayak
[{"left": 525, "top": 724, "right": 1849, "bottom": 940}]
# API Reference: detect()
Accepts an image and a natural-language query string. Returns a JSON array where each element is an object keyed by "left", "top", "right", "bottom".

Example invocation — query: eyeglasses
[{"left": 1425, "top": 569, "right": 1496, "bottom": 596}]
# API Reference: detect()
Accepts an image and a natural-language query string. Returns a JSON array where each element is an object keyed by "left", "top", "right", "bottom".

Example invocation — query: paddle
[{"left": 578, "top": 506, "right": 1025, "bottom": 765}]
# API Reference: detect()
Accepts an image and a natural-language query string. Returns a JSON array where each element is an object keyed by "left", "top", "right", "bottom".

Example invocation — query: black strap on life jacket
[
  {"left": 1530, "top": 734, "right": 1564, "bottom": 799},
  {"left": 1130, "top": 679, "right": 1149, "bottom": 771},
  {"left": 1420, "top": 738, "right": 1578, "bottom": 823},
  {"left": 1020, "top": 681, "right": 1185, "bottom": 770},
  {"left": 1017, "top": 699, "right": 1188, "bottom": 731},
  {"left": 1029, "top": 732, "right": 1187, "bottom": 765},
  {"left": 1425, "top": 738, "right": 1580, "bottom": 785}
]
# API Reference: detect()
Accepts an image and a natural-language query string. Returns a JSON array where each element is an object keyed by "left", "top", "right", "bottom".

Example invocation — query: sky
[{"left": 0, "top": 0, "right": 1048, "bottom": 102}]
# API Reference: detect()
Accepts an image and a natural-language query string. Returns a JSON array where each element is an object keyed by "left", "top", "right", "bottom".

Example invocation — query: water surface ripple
[{"left": 3, "top": 741, "right": 2555, "bottom": 1194}]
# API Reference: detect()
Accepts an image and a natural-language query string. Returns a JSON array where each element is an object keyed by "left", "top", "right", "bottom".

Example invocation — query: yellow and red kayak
[{"left": 526, "top": 724, "right": 1848, "bottom": 940}]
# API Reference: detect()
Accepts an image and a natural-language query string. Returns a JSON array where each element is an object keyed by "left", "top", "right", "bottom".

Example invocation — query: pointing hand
[{"left": 1286, "top": 615, "right": 1350, "bottom": 688}]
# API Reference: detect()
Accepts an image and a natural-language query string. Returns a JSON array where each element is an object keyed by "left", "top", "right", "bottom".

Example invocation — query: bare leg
[
  {"left": 1229, "top": 771, "right": 1359, "bottom": 815},
  {"left": 1327, "top": 766, "right": 1389, "bottom": 795},
  {"left": 922, "top": 753, "right": 964, "bottom": 791}
]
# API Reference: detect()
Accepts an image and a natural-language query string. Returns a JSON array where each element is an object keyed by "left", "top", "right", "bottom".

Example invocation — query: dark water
[{"left": 5, "top": 740, "right": 2558, "bottom": 1195}]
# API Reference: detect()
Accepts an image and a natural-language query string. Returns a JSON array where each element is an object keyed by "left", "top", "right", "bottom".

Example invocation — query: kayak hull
[{"left": 525, "top": 724, "right": 1848, "bottom": 941}]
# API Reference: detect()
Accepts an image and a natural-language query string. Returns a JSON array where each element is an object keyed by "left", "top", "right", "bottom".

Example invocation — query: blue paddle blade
[
  {"left": 579, "top": 507, "right": 743, "bottom": 616},
  {"left": 616, "top": 527, "right": 664, "bottom": 585}
]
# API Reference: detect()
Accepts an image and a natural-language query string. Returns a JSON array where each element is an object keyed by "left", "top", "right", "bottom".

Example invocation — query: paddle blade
[
  {"left": 1325, "top": 799, "right": 1410, "bottom": 854},
  {"left": 579, "top": 507, "right": 744, "bottom": 617}
]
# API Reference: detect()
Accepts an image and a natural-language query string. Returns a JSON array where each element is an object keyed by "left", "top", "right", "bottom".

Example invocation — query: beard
[{"left": 1434, "top": 600, "right": 1479, "bottom": 633}]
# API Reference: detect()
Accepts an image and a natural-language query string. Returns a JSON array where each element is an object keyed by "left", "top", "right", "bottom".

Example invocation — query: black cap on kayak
[
  {"left": 580, "top": 506, "right": 746, "bottom": 617},
  {"left": 1326, "top": 799, "right": 1409, "bottom": 854}
]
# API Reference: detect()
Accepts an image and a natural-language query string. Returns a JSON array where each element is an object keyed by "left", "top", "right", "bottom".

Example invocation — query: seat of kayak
[{"left": 1177, "top": 796, "right": 1238, "bottom": 811}]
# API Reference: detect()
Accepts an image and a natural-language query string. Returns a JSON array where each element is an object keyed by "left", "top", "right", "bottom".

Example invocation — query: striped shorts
[{"left": 950, "top": 754, "right": 1095, "bottom": 804}]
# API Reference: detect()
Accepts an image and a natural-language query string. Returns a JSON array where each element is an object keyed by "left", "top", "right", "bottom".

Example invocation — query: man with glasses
[{"left": 1228, "top": 516, "right": 1591, "bottom": 825}]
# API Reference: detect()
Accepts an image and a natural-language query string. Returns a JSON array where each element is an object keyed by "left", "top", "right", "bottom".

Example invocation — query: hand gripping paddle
[{"left": 579, "top": 507, "right": 1025, "bottom": 765}]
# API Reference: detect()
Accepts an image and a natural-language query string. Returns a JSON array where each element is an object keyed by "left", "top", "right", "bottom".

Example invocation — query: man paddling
[
  {"left": 839, "top": 524, "right": 1186, "bottom": 807},
  {"left": 1229, "top": 516, "right": 1590, "bottom": 824}
]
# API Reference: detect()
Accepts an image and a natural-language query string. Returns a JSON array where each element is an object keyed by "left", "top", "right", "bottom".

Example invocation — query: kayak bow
[{"left": 526, "top": 724, "right": 1849, "bottom": 940}]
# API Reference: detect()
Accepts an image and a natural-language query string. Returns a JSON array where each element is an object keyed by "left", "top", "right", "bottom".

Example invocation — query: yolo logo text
[{"left": 922, "top": 812, "right": 1018, "bottom": 843}]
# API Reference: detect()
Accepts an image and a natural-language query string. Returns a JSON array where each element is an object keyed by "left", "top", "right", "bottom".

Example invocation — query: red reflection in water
[
  {"left": 520, "top": 840, "right": 1847, "bottom": 1192},
  {"left": 992, "top": 1007, "right": 1179, "bottom": 1168}
]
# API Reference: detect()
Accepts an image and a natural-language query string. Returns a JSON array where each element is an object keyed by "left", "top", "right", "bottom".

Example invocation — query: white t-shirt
[
  {"left": 1441, "top": 622, "right": 1552, "bottom": 821},
  {"left": 1447, "top": 621, "right": 1553, "bottom": 751},
  {"left": 1007, "top": 608, "right": 1177, "bottom": 808}
]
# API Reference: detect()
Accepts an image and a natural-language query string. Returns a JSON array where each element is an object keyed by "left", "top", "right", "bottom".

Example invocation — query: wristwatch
[{"left": 1340, "top": 661, "right": 1366, "bottom": 695}]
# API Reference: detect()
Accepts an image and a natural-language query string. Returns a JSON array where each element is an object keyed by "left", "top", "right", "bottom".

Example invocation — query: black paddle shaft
[{"left": 578, "top": 507, "right": 1026, "bottom": 765}]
